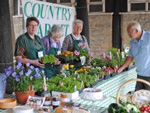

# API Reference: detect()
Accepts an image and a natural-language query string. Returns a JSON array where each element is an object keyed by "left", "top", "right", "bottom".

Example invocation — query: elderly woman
[
  {"left": 42, "top": 25, "right": 64, "bottom": 78},
  {"left": 15, "top": 17, "right": 45, "bottom": 68},
  {"left": 62, "top": 19, "right": 89, "bottom": 69}
]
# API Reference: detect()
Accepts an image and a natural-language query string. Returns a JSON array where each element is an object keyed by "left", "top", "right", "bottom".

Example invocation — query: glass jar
[
  {"left": 51, "top": 97, "right": 60, "bottom": 110},
  {"left": 60, "top": 94, "right": 70, "bottom": 107}
]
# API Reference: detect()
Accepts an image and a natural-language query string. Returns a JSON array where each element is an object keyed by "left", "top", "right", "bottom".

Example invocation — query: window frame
[{"left": 128, "top": 0, "right": 150, "bottom": 12}]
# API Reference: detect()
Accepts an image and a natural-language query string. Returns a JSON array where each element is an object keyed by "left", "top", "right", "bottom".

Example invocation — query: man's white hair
[
  {"left": 48, "top": 24, "right": 64, "bottom": 38},
  {"left": 127, "top": 21, "right": 142, "bottom": 32}
]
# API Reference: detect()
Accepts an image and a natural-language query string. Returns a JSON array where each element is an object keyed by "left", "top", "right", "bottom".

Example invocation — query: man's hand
[{"left": 118, "top": 67, "right": 124, "bottom": 73}]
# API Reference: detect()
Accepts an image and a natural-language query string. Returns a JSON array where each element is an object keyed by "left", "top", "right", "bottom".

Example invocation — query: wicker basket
[
  {"left": 116, "top": 79, "right": 150, "bottom": 106},
  {"left": 0, "top": 98, "right": 16, "bottom": 109}
]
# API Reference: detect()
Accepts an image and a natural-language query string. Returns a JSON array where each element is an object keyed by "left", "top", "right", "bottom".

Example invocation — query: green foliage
[
  {"left": 108, "top": 102, "right": 140, "bottom": 113},
  {"left": 110, "top": 59, "right": 118, "bottom": 68},
  {"left": 90, "top": 58, "right": 108, "bottom": 67},
  {"left": 47, "top": 75, "right": 82, "bottom": 93},
  {"left": 79, "top": 49, "right": 89, "bottom": 58},
  {"left": 41, "top": 54, "right": 56, "bottom": 64}
]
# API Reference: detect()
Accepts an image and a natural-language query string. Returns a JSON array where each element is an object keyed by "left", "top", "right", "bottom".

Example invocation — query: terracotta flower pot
[{"left": 15, "top": 90, "right": 35, "bottom": 105}]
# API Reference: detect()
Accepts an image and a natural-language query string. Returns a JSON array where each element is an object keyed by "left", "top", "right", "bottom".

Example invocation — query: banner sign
[{"left": 22, "top": 0, "right": 75, "bottom": 44}]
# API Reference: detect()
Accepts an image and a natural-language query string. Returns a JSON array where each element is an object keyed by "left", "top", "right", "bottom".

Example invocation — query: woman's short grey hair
[
  {"left": 48, "top": 24, "right": 64, "bottom": 37},
  {"left": 127, "top": 21, "right": 142, "bottom": 32},
  {"left": 73, "top": 19, "right": 83, "bottom": 27}
]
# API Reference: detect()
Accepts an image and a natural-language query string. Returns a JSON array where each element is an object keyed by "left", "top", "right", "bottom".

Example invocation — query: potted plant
[
  {"left": 40, "top": 54, "right": 56, "bottom": 64},
  {"left": 57, "top": 51, "right": 74, "bottom": 64},
  {"left": 5, "top": 60, "right": 44, "bottom": 104}
]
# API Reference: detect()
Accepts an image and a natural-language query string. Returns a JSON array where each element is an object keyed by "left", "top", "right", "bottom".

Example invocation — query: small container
[
  {"left": 42, "top": 91, "right": 51, "bottom": 106},
  {"left": 51, "top": 97, "right": 60, "bottom": 110},
  {"left": 60, "top": 94, "right": 70, "bottom": 107}
]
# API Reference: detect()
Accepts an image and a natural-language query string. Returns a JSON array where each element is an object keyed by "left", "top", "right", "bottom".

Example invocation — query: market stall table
[
  {"left": 73, "top": 67, "right": 137, "bottom": 112},
  {"left": 0, "top": 67, "right": 137, "bottom": 113}
]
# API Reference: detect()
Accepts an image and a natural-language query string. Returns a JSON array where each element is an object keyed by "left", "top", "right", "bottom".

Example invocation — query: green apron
[
  {"left": 71, "top": 34, "right": 88, "bottom": 69},
  {"left": 44, "top": 47, "right": 60, "bottom": 78},
  {"left": 25, "top": 33, "right": 45, "bottom": 60},
  {"left": 26, "top": 35, "right": 45, "bottom": 73}
]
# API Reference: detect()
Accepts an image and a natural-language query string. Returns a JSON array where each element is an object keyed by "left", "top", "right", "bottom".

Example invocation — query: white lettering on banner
[{"left": 22, "top": 0, "right": 75, "bottom": 46}]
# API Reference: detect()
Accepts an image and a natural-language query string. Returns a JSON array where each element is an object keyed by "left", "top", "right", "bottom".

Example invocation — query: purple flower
[
  {"left": 17, "top": 60, "right": 22, "bottom": 64},
  {"left": 74, "top": 50, "right": 80, "bottom": 56},
  {"left": 30, "top": 76, "right": 33, "bottom": 80},
  {"left": 30, "top": 65, "right": 34, "bottom": 69},
  {"left": 34, "top": 73, "right": 41, "bottom": 79},
  {"left": 26, "top": 62, "right": 30, "bottom": 67},
  {"left": 25, "top": 69, "right": 32, "bottom": 76},
  {"left": 8, "top": 66, "right": 13, "bottom": 70},
  {"left": 19, "top": 70, "right": 23, "bottom": 75},
  {"left": 12, "top": 72, "right": 17, "bottom": 77},
  {"left": 35, "top": 68, "right": 39, "bottom": 73},
  {"left": 15, "top": 76, "right": 20, "bottom": 82},
  {"left": 5, "top": 66, "right": 13, "bottom": 76},
  {"left": 16, "top": 62, "right": 22, "bottom": 69}
]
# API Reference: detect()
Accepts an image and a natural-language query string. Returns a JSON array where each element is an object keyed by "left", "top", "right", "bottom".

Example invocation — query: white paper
[{"left": 80, "top": 56, "right": 86, "bottom": 65}]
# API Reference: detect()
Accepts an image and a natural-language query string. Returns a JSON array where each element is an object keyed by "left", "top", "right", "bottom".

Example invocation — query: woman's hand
[
  {"left": 16, "top": 56, "right": 45, "bottom": 68},
  {"left": 54, "top": 58, "right": 61, "bottom": 65},
  {"left": 31, "top": 60, "right": 45, "bottom": 68}
]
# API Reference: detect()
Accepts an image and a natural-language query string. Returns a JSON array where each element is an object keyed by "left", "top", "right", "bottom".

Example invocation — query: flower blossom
[
  {"left": 16, "top": 60, "right": 22, "bottom": 69},
  {"left": 89, "top": 51, "right": 94, "bottom": 57},
  {"left": 100, "top": 52, "right": 106, "bottom": 58},
  {"left": 74, "top": 50, "right": 80, "bottom": 56},
  {"left": 12, "top": 72, "right": 17, "bottom": 77},
  {"left": 19, "top": 70, "right": 23, "bottom": 75},
  {"left": 35, "top": 68, "right": 40, "bottom": 73},
  {"left": 15, "top": 76, "right": 20, "bottom": 82},
  {"left": 78, "top": 42, "right": 83, "bottom": 47},
  {"left": 26, "top": 62, "right": 30, "bottom": 67},
  {"left": 25, "top": 69, "right": 32, "bottom": 76},
  {"left": 82, "top": 43, "right": 87, "bottom": 49},
  {"left": 4, "top": 66, "right": 13, "bottom": 76}
]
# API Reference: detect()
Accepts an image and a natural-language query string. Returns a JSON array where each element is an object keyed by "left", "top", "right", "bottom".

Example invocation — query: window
[
  {"left": 90, "top": 0, "right": 102, "bottom": 2},
  {"left": 60, "top": 0, "right": 71, "bottom": 3},
  {"left": 128, "top": 0, "right": 150, "bottom": 12},
  {"left": 89, "top": 4, "right": 102, "bottom": 12},
  {"left": 47, "top": 0, "right": 57, "bottom": 3},
  {"left": 88, "top": 0, "right": 105, "bottom": 13},
  {"left": 131, "top": 3, "right": 145, "bottom": 11}
]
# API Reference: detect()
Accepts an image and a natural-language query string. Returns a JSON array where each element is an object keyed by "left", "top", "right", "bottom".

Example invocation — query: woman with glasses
[{"left": 15, "top": 17, "right": 45, "bottom": 68}]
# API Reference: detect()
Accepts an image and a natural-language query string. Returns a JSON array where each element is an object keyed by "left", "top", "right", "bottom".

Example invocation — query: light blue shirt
[{"left": 129, "top": 30, "right": 150, "bottom": 77}]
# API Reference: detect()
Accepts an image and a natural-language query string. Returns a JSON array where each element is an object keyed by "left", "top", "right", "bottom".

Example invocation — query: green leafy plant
[{"left": 41, "top": 54, "right": 56, "bottom": 64}]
